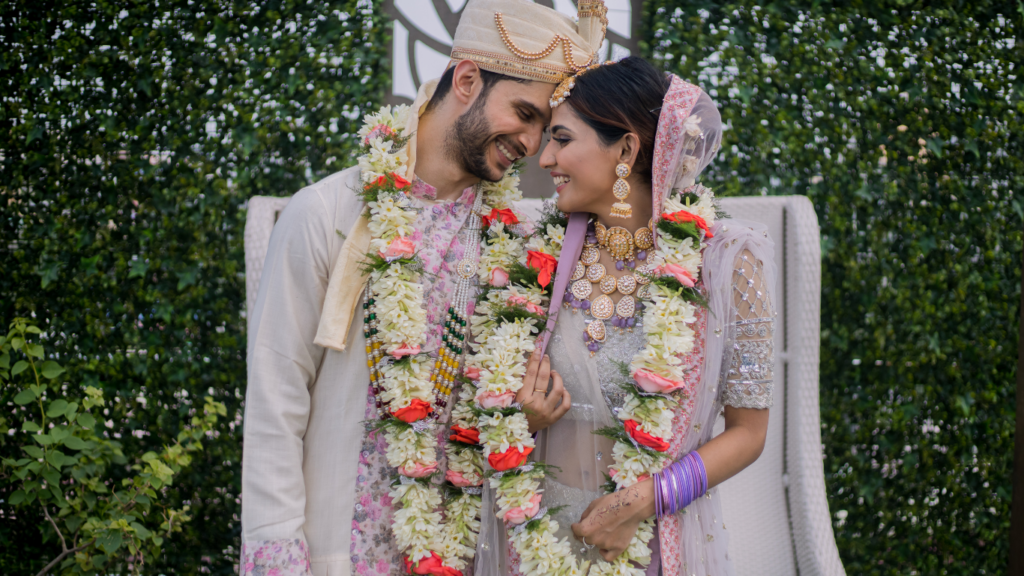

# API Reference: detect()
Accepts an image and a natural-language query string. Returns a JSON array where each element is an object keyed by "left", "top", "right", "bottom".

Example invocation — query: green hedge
[
  {"left": 642, "top": 1, "right": 1022, "bottom": 573},
  {"left": 0, "top": 1, "right": 389, "bottom": 573}
]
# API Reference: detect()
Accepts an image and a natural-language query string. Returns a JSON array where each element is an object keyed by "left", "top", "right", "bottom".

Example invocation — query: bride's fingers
[
  {"left": 517, "top": 351, "right": 542, "bottom": 403},
  {"left": 535, "top": 355, "right": 552, "bottom": 394},
  {"left": 548, "top": 372, "right": 571, "bottom": 418},
  {"left": 524, "top": 349, "right": 541, "bottom": 386}
]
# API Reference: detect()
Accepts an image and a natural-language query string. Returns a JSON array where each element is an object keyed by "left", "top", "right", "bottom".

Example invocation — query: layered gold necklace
[{"left": 564, "top": 219, "right": 655, "bottom": 353}]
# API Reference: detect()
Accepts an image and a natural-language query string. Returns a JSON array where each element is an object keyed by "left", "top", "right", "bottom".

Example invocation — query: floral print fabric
[
  {"left": 349, "top": 179, "right": 479, "bottom": 575},
  {"left": 240, "top": 539, "right": 312, "bottom": 576}
]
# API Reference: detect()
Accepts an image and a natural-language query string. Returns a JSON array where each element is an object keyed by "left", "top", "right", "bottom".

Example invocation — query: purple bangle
[
  {"left": 656, "top": 451, "right": 710, "bottom": 518},
  {"left": 654, "top": 471, "right": 663, "bottom": 518},
  {"left": 693, "top": 451, "right": 708, "bottom": 498}
]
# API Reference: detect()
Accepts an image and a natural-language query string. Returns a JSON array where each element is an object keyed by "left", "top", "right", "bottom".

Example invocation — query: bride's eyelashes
[{"left": 552, "top": 136, "right": 572, "bottom": 146}]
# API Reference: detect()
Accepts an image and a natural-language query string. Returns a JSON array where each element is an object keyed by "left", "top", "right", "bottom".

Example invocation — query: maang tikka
[{"left": 610, "top": 162, "right": 632, "bottom": 218}]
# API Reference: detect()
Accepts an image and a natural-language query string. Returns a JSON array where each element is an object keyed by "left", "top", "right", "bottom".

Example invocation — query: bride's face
[{"left": 539, "top": 105, "right": 623, "bottom": 215}]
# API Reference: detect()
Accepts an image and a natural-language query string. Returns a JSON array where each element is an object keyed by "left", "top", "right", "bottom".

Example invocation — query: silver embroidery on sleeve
[{"left": 720, "top": 250, "right": 775, "bottom": 410}]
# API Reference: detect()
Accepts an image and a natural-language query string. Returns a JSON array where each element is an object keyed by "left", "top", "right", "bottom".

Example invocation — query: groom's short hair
[{"left": 425, "top": 65, "right": 528, "bottom": 113}]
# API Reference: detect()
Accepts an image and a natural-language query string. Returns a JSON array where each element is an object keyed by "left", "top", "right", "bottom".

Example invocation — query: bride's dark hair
[{"left": 566, "top": 56, "right": 671, "bottom": 179}]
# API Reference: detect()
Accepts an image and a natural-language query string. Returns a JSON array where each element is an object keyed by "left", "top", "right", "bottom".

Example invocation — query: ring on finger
[{"left": 582, "top": 537, "right": 595, "bottom": 550}]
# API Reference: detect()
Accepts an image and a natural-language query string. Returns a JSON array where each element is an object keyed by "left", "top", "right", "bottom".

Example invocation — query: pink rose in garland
[
  {"left": 391, "top": 398, "right": 433, "bottom": 423},
  {"left": 475, "top": 390, "right": 516, "bottom": 409},
  {"left": 390, "top": 344, "right": 421, "bottom": 358},
  {"left": 398, "top": 461, "right": 438, "bottom": 478},
  {"left": 445, "top": 469, "right": 483, "bottom": 487},
  {"left": 463, "top": 366, "right": 481, "bottom": 380},
  {"left": 633, "top": 369, "right": 688, "bottom": 394},
  {"left": 655, "top": 262, "right": 696, "bottom": 287},
  {"left": 489, "top": 267, "right": 510, "bottom": 287},
  {"left": 363, "top": 123, "right": 395, "bottom": 145},
  {"left": 381, "top": 236, "right": 417, "bottom": 260},
  {"left": 507, "top": 295, "right": 545, "bottom": 316},
  {"left": 502, "top": 494, "right": 543, "bottom": 524}
]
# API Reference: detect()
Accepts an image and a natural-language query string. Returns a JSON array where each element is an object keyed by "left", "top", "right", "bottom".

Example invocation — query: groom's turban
[{"left": 451, "top": 0, "right": 609, "bottom": 84}]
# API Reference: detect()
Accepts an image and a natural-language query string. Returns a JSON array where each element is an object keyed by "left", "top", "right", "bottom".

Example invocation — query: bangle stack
[{"left": 654, "top": 451, "right": 708, "bottom": 518}]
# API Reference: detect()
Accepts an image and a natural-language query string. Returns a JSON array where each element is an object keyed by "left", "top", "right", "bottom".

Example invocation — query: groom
[{"left": 240, "top": 1, "right": 607, "bottom": 574}]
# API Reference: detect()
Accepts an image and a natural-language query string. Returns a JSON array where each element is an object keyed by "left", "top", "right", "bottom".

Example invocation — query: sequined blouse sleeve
[{"left": 720, "top": 249, "right": 775, "bottom": 409}]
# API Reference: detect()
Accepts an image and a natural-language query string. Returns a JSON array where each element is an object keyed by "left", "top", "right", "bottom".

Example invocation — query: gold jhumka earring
[{"left": 610, "top": 162, "right": 632, "bottom": 218}]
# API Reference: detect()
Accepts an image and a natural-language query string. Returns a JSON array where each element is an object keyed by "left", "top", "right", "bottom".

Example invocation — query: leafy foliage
[
  {"left": 0, "top": 1, "right": 389, "bottom": 573},
  {"left": 1, "top": 319, "right": 226, "bottom": 575},
  {"left": 643, "top": 1, "right": 1022, "bottom": 572}
]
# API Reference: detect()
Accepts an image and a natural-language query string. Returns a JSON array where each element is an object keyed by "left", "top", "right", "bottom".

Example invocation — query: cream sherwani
[{"left": 242, "top": 164, "right": 371, "bottom": 576}]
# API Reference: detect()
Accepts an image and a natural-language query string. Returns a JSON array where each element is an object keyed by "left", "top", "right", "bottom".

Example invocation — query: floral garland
[
  {"left": 355, "top": 104, "right": 528, "bottom": 575},
  {"left": 466, "top": 187, "right": 718, "bottom": 576}
]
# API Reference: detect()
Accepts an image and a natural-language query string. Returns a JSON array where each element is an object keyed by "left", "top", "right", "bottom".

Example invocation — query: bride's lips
[{"left": 551, "top": 171, "right": 570, "bottom": 193}]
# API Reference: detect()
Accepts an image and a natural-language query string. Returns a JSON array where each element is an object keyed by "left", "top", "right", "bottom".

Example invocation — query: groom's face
[{"left": 446, "top": 78, "right": 554, "bottom": 182}]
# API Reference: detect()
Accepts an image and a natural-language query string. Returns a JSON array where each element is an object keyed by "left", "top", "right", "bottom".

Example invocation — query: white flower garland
[
  {"left": 356, "top": 104, "right": 528, "bottom": 575},
  {"left": 468, "top": 188, "right": 717, "bottom": 576}
]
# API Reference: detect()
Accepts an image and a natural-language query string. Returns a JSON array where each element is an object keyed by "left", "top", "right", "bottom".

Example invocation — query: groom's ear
[{"left": 450, "top": 60, "right": 485, "bottom": 108}]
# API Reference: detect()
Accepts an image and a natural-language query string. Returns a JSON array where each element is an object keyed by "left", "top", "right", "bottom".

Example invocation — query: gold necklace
[{"left": 565, "top": 219, "right": 655, "bottom": 353}]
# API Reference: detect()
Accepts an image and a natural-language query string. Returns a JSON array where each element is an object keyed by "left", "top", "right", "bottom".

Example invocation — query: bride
[{"left": 471, "top": 56, "right": 776, "bottom": 576}]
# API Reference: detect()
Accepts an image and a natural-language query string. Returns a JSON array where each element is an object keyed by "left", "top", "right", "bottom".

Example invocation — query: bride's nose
[{"left": 539, "top": 138, "right": 557, "bottom": 169}]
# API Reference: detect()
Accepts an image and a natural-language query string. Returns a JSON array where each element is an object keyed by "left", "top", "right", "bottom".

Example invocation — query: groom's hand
[{"left": 517, "top": 350, "right": 571, "bottom": 434}]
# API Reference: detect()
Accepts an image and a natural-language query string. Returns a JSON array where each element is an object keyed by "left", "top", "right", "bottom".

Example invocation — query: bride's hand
[
  {"left": 517, "top": 350, "right": 571, "bottom": 434},
  {"left": 571, "top": 479, "right": 656, "bottom": 562}
]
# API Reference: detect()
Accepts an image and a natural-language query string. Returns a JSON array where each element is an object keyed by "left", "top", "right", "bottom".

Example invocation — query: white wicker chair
[{"left": 244, "top": 194, "right": 844, "bottom": 576}]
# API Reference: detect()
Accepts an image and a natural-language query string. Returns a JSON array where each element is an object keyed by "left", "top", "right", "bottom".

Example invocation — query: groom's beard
[{"left": 444, "top": 96, "right": 504, "bottom": 183}]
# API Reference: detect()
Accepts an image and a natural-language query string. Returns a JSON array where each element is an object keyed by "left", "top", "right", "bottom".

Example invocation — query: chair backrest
[
  {"left": 243, "top": 194, "right": 844, "bottom": 576},
  {"left": 711, "top": 196, "right": 845, "bottom": 576}
]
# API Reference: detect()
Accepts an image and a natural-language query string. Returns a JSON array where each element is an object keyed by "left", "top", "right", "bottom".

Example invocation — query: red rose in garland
[
  {"left": 449, "top": 426, "right": 480, "bottom": 445},
  {"left": 526, "top": 250, "right": 558, "bottom": 288},
  {"left": 481, "top": 208, "right": 519, "bottom": 229},
  {"left": 623, "top": 419, "right": 671, "bottom": 452},
  {"left": 662, "top": 209, "right": 714, "bottom": 238},
  {"left": 488, "top": 446, "right": 534, "bottom": 471},
  {"left": 391, "top": 399, "right": 433, "bottom": 423}
]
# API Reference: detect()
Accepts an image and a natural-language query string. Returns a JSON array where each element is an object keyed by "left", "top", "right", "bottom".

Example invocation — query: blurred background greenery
[{"left": 1, "top": 0, "right": 1020, "bottom": 574}]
